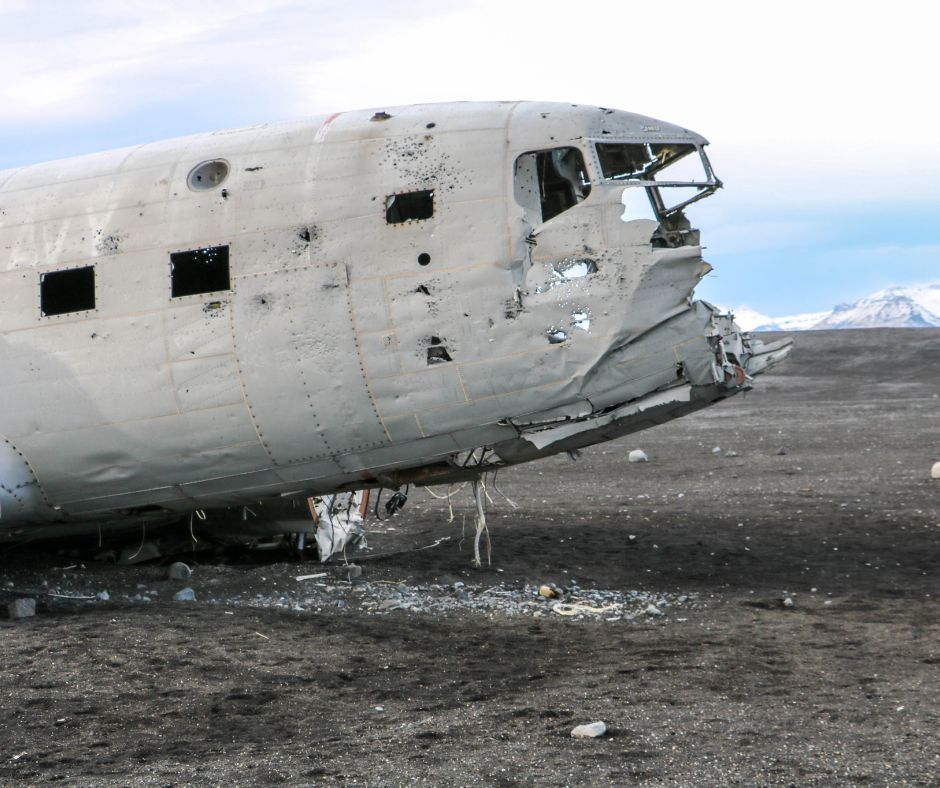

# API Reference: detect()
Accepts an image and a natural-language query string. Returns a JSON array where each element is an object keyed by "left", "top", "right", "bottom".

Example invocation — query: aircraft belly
[{"left": 0, "top": 297, "right": 269, "bottom": 515}]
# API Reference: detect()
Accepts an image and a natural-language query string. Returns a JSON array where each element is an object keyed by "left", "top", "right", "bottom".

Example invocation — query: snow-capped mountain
[{"left": 732, "top": 282, "right": 940, "bottom": 331}]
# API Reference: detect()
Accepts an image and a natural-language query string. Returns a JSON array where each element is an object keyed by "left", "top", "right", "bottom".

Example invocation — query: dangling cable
[
  {"left": 126, "top": 521, "right": 147, "bottom": 561},
  {"left": 491, "top": 471, "right": 519, "bottom": 509},
  {"left": 470, "top": 478, "right": 491, "bottom": 568}
]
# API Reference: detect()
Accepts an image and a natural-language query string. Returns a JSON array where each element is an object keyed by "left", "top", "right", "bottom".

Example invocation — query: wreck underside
[{"left": 383, "top": 302, "right": 791, "bottom": 489}]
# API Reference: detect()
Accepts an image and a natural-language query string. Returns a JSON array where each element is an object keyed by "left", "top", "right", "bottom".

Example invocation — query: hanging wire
[
  {"left": 125, "top": 521, "right": 147, "bottom": 561},
  {"left": 491, "top": 471, "right": 519, "bottom": 509}
]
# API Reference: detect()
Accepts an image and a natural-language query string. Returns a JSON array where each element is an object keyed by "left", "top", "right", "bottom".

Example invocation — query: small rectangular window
[
  {"left": 385, "top": 190, "right": 434, "bottom": 224},
  {"left": 40, "top": 266, "right": 95, "bottom": 316},
  {"left": 170, "top": 245, "right": 230, "bottom": 298}
]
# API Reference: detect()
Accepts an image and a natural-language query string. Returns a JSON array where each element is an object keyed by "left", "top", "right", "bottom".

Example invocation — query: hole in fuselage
[
  {"left": 386, "top": 191, "right": 434, "bottom": 224},
  {"left": 427, "top": 336, "right": 452, "bottom": 364}
]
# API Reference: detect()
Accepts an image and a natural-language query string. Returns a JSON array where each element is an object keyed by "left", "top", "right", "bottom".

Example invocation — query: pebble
[
  {"left": 931, "top": 461, "right": 940, "bottom": 480},
  {"left": 7, "top": 598, "right": 36, "bottom": 619},
  {"left": 173, "top": 588, "right": 197, "bottom": 602},
  {"left": 96, "top": 590, "right": 110, "bottom": 601},
  {"left": 712, "top": 446, "right": 722, "bottom": 455},
  {"left": 783, "top": 597, "right": 795, "bottom": 608},
  {"left": 628, "top": 449, "right": 648, "bottom": 463},
  {"left": 167, "top": 562, "right": 192, "bottom": 581},
  {"left": 571, "top": 721, "right": 607, "bottom": 738},
  {"left": 645, "top": 603, "right": 663, "bottom": 617}
]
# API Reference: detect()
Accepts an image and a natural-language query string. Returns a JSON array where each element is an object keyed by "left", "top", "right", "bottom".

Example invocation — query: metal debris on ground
[{"left": 306, "top": 491, "right": 371, "bottom": 562}]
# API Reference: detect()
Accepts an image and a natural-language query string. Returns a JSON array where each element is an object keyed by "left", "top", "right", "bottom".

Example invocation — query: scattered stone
[
  {"left": 185, "top": 576, "right": 697, "bottom": 624},
  {"left": 173, "top": 588, "right": 196, "bottom": 602},
  {"left": 711, "top": 446, "right": 722, "bottom": 455},
  {"left": 538, "top": 584, "right": 557, "bottom": 599},
  {"left": 340, "top": 564, "right": 362, "bottom": 581},
  {"left": 628, "top": 449, "right": 648, "bottom": 463},
  {"left": 167, "top": 562, "right": 192, "bottom": 581},
  {"left": 931, "top": 461, "right": 940, "bottom": 480},
  {"left": 777, "top": 447, "right": 790, "bottom": 456},
  {"left": 571, "top": 721, "right": 607, "bottom": 738},
  {"left": 644, "top": 603, "right": 663, "bottom": 617},
  {"left": 96, "top": 590, "right": 110, "bottom": 601},
  {"left": 782, "top": 597, "right": 795, "bottom": 608},
  {"left": 8, "top": 598, "right": 36, "bottom": 619},
  {"left": 725, "top": 450, "right": 739, "bottom": 458}
]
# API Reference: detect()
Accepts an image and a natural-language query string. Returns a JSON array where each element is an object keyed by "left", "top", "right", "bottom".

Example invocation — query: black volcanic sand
[{"left": 0, "top": 328, "right": 938, "bottom": 786}]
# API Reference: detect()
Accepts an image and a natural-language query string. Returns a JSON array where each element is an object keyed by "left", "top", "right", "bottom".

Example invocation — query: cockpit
[
  {"left": 513, "top": 136, "right": 721, "bottom": 246},
  {"left": 594, "top": 141, "right": 721, "bottom": 221}
]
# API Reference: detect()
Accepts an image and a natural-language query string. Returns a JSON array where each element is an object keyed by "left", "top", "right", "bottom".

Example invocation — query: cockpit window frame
[{"left": 589, "top": 140, "right": 722, "bottom": 221}]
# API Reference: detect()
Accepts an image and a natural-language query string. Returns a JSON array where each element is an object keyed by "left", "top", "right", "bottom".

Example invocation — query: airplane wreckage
[{"left": 0, "top": 101, "right": 790, "bottom": 563}]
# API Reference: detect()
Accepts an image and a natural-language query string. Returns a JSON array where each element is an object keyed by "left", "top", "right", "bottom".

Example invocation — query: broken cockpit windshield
[{"left": 595, "top": 142, "right": 720, "bottom": 220}]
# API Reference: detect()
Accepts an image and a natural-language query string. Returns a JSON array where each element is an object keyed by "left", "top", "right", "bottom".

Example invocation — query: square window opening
[
  {"left": 40, "top": 266, "right": 95, "bottom": 316},
  {"left": 386, "top": 190, "right": 434, "bottom": 224},
  {"left": 170, "top": 245, "right": 230, "bottom": 298}
]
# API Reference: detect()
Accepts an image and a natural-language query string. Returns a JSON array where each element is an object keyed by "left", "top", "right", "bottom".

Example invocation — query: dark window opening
[
  {"left": 40, "top": 266, "right": 95, "bottom": 316},
  {"left": 426, "top": 335, "right": 452, "bottom": 365},
  {"left": 595, "top": 142, "right": 697, "bottom": 181},
  {"left": 386, "top": 190, "right": 434, "bottom": 224},
  {"left": 170, "top": 245, "right": 230, "bottom": 298},
  {"left": 514, "top": 147, "right": 591, "bottom": 223}
]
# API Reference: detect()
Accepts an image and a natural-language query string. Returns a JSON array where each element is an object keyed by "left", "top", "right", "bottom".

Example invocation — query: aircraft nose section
[{"left": 709, "top": 309, "right": 793, "bottom": 386}]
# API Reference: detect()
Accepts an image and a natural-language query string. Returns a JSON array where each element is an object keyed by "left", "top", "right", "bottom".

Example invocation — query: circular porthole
[{"left": 187, "top": 159, "right": 230, "bottom": 191}]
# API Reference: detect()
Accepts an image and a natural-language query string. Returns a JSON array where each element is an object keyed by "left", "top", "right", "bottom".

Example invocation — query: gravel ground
[{"left": 0, "top": 327, "right": 938, "bottom": 786}]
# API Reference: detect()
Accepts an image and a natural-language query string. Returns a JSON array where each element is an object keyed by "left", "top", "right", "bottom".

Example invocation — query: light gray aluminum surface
[{"left": 0, "top": 101, "right": 789, "bottom": 538}]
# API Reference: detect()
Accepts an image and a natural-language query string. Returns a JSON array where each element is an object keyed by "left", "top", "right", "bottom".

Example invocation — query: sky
[{"left": 0, "top": 0, "right": 937, "bottom": 316}]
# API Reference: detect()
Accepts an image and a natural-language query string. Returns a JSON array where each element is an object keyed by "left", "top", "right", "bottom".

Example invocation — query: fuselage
[{"left": 0, "top": 101, "right": 787, "bottom": 535}]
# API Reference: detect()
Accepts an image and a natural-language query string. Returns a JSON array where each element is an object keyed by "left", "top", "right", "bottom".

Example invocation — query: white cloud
[{"left": 1, "top": 0, "right": 939, "bottom": 210}]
